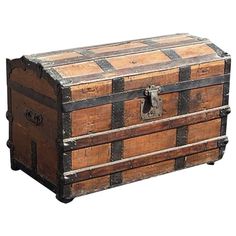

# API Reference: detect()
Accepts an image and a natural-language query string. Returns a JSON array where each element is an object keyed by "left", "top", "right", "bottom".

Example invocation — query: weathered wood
[
  {"left": 185, "top": 149, "right": 219, "bottom": 167},
  {"left": 124, "top": 93, "right": 179, "bottom": 126},
  {"left": 62, "top": 74, "right": 229, "bottom": 111},
  {"left": 188, "top": 119, "right": 221, "bottom": 143},
  {"left": 189, "top": 85, "right": 223, "bottom": 112},
  {"left": 71, "top": 176, "right": 110, "bottom": 197},
  {"left": 123, "top": 159, "right": 175, "bottom": 184},
  {"left": 106, "top": 50, "right": 170, "bottom": 70},
  {"left": 174, "top": 44, "right": 215, "bottom": 59},
  {"left": 7, "top": 34, "right": 231, "bottom": 202},
  {"left": 11, "top": 91, "right": 58, "bottom": 142},
  {"left": 60, "top": 55, "right": 224, "bottom": 87},
  {"left": 10, "top": 67, "right": 57, "bottom": 99},
  {"left": 10, "top": 69, "right": 58, "bottom": 184},
  {"left": 63, "top": 136, "right": 227, "bottom": 184},
  {"left": 190, "top": 60, "right": 224, "bottom": 79},
  {"left": 123, "top": 129, "right": 176, "bottom": 158},
  {"left": 63, "top": 106, "right": 228, "bottom": 151},
  {"left": 71, "top": 144, "right": 111, "bottom": 170},
  {"left": 38, "top": 51, "right": 82, "bottom": 62},
  {"left": 71, "top": 104, "right": 112, "bottom": 136},
  {"left": 54, "top": 61, "right": 103, "bottom": 78},
  {"left": 71, "top": 80, "right": 112, "bottom": 100},
  {"left": 35, "top": 34, "right": 205, "bottom": 68}
]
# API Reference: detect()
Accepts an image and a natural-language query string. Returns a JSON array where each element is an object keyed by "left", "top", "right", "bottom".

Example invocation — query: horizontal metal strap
[
  {"left": 41, "top": 39, "right": 207, "bottom": 68},
  {"left": 8, "top": 80, "right": 58, "bottom": 110},
  {"left": 62, "top": 105, "right": 230, "bottom": 152},
  {"left": 34, "top": 33, "right": 189, "bottom": 58},
  {"left": 60, "top": 54, "right": 224, "bottom": 86},
  {"left": 62, "top": 74, "right": 230, "bottom": 112},
  {"left": 62, "top": 136, "right": 228, "bottom": 184}
]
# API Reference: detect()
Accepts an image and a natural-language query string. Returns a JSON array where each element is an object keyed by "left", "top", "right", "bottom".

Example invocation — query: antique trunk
[{"left": 6, "top": 33, "right": 231, "bottom": 203}]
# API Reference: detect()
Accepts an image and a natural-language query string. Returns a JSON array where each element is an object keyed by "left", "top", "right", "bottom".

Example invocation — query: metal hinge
[{"left": 141, "top": 85, "right": 162, "bottom": 120}]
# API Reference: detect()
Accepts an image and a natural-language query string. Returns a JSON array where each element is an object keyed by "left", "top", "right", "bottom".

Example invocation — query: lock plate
[{"left": 141, "top": 85, "right": 162, "bottom": 120}]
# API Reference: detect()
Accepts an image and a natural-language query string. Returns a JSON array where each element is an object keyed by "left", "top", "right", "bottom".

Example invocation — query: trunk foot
[
  {"left": 56, "top": 195, "right": 74, "bottom": 204},
  {"left": 207, "top": 161, "right": 215, "bottom": 165},
  {"left": 11, "top": 160, "right": 20, "bottom": 171}
]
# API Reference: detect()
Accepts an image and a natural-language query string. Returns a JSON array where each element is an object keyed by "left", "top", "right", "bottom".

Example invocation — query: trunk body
[{"left": 6, "top": 33, "right": 231, "bottom": 202}]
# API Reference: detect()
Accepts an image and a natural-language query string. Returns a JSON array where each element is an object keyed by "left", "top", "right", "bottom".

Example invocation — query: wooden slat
[
  {"left": 189, "top": 85, "right": 223, "bottom": 113},
  {"left": 33, "top": 34, "right": 189, "bottom": 59},
  {"left": 123, "top": 159, "right": 175, "bottom": 183},
  {"left": 63, "top": 136, "right": 226, "bottom": 184},
  {"left": 71, "top": 80, "right": 112, "bottom": 100},
  {"left": 124, "top": 68, "right": 179, "bottom": 90},
  {"left": 63, "top": 106, "right": 227, "bottom": 151},
  {"left": 71, "top": 143, "right": 111, "bottom": 170},
  {"left": 152, "top": 34, "right": 194, "bottom": 43},
  {"left": 41, "top": 38, "right": 208, "bottom": 69},
  {"left": 190, "top": 60, "right": 225, "bottom": 80},
  {"left": 107, "top": 50, "right": 170, "bottom": 70},
  {"left": 90, "top": 42, "right": 147, "bottom": 54},
  {"left": 54, "top": 61, "right": 103, "bottom": 78},
  {"left": 60, "top": 54, "right": 222, "bottom": 86},
  {"left": 70, "top": 148, "right": 220, "bottom": 196},
  {"left": 71, "top": 176, "right": 110, "bottom": 197},
  {"left": 11, "top": 67, "right": 56, "bottom": 100},
  {"left": 71, "top": 104, "right": 112, "bottom": 136},
  {"left": 188, "top": 119, "right": 221, "bottom": 144},
  {"left": 173, "top": 44, "right": 215, "bottom": 59},
  {"left": 123, "top": 129, "right": 176, "bottom": 158},
  {"left": 38, "top": 51, "right": 82, "bottom": 62},
  {"left": 185, "top": 149, "right": 219, "bottom": 167}
]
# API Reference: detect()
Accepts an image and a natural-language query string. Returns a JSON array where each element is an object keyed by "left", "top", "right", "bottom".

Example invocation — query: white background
[{"left": 0, "top": 1, "right": 235, "bottom": 235}]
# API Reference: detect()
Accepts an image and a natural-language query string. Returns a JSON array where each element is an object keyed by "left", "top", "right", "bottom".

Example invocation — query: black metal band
[
  {"left": 161, "top": 49, "right": 181, "bottom": 60},
  {"left": 110, "top": 77, "right": 124, "bottom": 186},
  {"left": 62, "top": 113, "right": 72, "bottom": 139},
  {"left": 6, "top": 59, "right": 15, "bottom": 170},
  {"left": 207, "top": 43, "right": 228, "bottom": 57},
  {"left": 142, "top": 39, "right": 159, "bottom": 46},
  {"left": 95, "top": 59, "right": 115, "bottom": 72},
  {"left": 31, "top": 140, "right": 37, "bottom": 173},
  {"left": 8, "top": 80, "right": 58, "bottom": 110},
  {"left": 62, "top": 74, "right": 229, "bottom": 112},
  {"left": 62, "top": 106, "right": 229, "bottom": 152},
  {"left": 62, "top": 152, "right": 72, "bottom": 172},
  {"left": 56, "top": 84, "right": 73, "bottom": 200},
  {"left": 219, "top": 58, "right": 231, "bottom": 159},
  {"left": 63, "top": 136, "right": 228, "bottom": 184},
  {"left": 60, "top": 54, "right": 220, "bottom": 87},
  {"left": 175, "top": 65, "right": 191, "bottom": 170},
  {"left": 41, "top": 39, "right": 208, "bottom": 69},
  {"left": 77, "top": 49, "right": 95, "bottom": 57}
]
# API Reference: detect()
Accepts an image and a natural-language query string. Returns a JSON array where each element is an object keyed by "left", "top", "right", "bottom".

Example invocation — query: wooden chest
[{"left": 6, "top": 33, "right": 231, "bottom": 203}]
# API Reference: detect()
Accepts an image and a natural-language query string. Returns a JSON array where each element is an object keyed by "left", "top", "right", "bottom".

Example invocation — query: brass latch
[{"left": 141, "top": 85, "right": 162, "bottom": 120}]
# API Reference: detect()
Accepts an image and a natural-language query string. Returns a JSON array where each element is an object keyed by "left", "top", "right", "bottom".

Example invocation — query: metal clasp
[{"left": 141, "top": 85, "right": 162, "bottom": 120}]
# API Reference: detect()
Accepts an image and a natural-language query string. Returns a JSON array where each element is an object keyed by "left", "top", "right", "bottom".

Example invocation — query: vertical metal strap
[
  {"left": 175, "top": 66, "right": 191, "bottom": 170},
  {"left": 6, "top": 59, "right": 16, "bottom": 169},
  {"left": 31, "top": 140, "right": 37, "bottom": 174},
  {"left": 110, "top": 77, "right": 124, "bottom": 186},
  {"left": 161, "top": 49, "right": 181, "bottom": 60},
  {"left": 219, "top": 58, "right": 231, "bottom": 159},
  {"left": 95, "top": 59, "right": 115, "bottom": 72}
]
